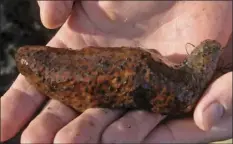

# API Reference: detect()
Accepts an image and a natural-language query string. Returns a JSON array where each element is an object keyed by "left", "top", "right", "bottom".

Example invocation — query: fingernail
[{"left": 203, "top": 102, "right": 224, "bottom": 130}]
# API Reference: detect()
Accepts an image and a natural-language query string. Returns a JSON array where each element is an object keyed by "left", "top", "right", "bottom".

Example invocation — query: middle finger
[
  {"left": 102, "top": 110, "right": 165, "bottom": 143},
  {"left": 54, "top": 108, "right": 124, "bottom": 143}
]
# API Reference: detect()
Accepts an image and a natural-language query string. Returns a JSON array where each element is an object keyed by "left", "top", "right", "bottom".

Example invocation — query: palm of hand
[{"left": 1, "top": 1, "right": 232, "bottom": 143}]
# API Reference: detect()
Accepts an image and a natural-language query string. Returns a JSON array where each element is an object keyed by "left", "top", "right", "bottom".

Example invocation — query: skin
[{"left": 1, "top": 1, "right": 232, "bottom": 143}]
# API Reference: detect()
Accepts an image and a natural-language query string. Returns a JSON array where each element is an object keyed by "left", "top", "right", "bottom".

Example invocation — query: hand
[{"left": 1, "top": 1, "right": 232, "bottom": 143}]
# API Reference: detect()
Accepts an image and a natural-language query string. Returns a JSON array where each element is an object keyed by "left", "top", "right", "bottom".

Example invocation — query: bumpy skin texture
[{"left": 15, "top": 39, "right": 222, "bottom": 115}]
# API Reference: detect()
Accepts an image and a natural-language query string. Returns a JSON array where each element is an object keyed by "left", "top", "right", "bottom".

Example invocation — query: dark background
[{"left": 0, "top": 0, "right": 57, "bottom": 143}]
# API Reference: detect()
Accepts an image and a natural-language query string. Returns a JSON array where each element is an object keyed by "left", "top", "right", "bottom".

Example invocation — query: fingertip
[
  {"left": 0, "top": 75, "right": 47, "bottom": 142},
  {"left": 20, "top": 114, "right": 60, "bottom": 143},
  {"left": 53, "top": 127, "right": 73, "bottom": 144},
  {"left": 193, "top": 106, "right": 205, "bottom": 131},
  {"left": 38, "top": 1, "right": 73, "bottom": 29},
  {"left": 194, "top": 102, "right": 224, "bottom": 131},
  {"left": 0, "top": 94, "right": 25, "bottom": 142},
  {"left": 0, "top": 115, "right": 16, "bottom": 142},
  {"left": 194, "top": 72, "right": 232, "bottom": 131}
]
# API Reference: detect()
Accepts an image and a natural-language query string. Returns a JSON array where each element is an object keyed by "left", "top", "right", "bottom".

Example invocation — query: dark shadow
[
  {"left": 165, "top": 53, "right": 187, "bottom": 64},
  {"left": 0, "top": 0, "right": 57, "bottom": 96}
]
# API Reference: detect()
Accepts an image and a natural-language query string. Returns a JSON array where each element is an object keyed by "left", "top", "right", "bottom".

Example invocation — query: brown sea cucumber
[{"left": 15, "top": 39, "right": 222, "bottom": 115}]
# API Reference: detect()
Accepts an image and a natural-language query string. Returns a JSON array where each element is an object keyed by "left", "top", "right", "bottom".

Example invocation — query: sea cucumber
[{"left": 15, "top": 39, "right": 222, "bottom": 115}]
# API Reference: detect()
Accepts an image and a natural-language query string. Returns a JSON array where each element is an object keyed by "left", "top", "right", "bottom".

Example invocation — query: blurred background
[
  {"left": 0, "top": 0, "right": 57, "bottom": 97},
  {"left": 0, "top": 0, "right": 57, "bottom": 143},
  {"left": 0, "top": 0, "right": 232, "bottom": 143}
]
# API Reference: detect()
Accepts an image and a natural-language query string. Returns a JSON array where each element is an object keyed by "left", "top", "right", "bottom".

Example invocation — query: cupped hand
[{"left": 1, "top": 1, "right": 232, "bottom": 143}]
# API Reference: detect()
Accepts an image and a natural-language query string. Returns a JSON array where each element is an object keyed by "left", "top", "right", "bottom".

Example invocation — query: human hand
[{"left": 1, "top": 1, "right": 232, "bottom": 143}]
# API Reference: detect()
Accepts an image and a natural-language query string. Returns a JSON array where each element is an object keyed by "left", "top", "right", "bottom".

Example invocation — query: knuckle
[
  {"left": 54, "top": 129, "right": 70, "bottom": 143},
  {"left": 21, "top": 125, "right": 39, "bottom": 143},
  {"left": 54, "top": 127, "right": 92, "bottom": 143},
  {"left": 21, "top": 118, "right": 53, "bottom": 143},
  {"left": 101, "top": 126, "right": 118, "bottom": 143},
  {"left": 0, "top": 119, "right": 16, "bottom": 142}
]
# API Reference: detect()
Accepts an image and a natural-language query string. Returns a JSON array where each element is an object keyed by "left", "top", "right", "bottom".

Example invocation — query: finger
[
  {"left": 37, "top": 1, "right": 74, "bottom": 29},
  {"left": 21, "top": 100, "right": 77, "bottom": 143},
  {"left": 194, "top": 72, "right": 232, "bottom": 131},
  {"left": 102, "top": 110, "right": 165, "bottom": 143},
  {"left": 19, "top": 31, "right": 82, "bottom": 143},
  {"left": 0, "top": 34, "right": 70, "bottom": 142},
  {"left": 144, "top": 117, "right": 232, "bottom": 143},
  {"left": 54, "top": 108, "right": 124, "bottom": 143},
  {"left": 0, "top": 75, "right": 47, "bottom": 142}
]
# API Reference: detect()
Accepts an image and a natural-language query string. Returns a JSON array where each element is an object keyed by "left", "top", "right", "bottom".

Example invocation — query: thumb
[
  {"left": 37, "top": 1, "right": 74, "bottom": 29},
  {"left": 194, "top": 72, "right": 232, "bottom": 131}
]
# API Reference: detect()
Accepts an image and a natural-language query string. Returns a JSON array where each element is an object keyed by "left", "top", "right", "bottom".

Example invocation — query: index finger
[{"left": 37, "top": 1, "right": 74, "bottom": 29}]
